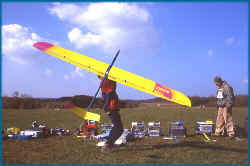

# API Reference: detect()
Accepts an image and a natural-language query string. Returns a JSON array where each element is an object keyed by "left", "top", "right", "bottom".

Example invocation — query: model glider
[
  {"left": 33, "top": 42, "right": 191, "bottom": 109},
  {"left": 64, "top": 102, "right": 100, "bottom": 122}
]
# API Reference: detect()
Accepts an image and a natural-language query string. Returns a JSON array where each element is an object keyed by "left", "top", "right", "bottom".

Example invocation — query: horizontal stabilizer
[{"left": 64, "top": 102, "right": 100, "bottom": 122}]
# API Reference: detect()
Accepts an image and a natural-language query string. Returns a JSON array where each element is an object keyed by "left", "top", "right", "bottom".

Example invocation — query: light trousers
[{"left": 215, "top": 107, "right": 235, "bottom": 136}]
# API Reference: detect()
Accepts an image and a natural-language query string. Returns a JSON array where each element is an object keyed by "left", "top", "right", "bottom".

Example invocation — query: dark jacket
[
  {"left": 216, "top": 81, "right": 235, "bottom": 108},
  {"left": 102, "top": 91, "right": 119, "bottom": 112},
  {"left": 99, "top": 78, "right": 119, "bottom": 112}
]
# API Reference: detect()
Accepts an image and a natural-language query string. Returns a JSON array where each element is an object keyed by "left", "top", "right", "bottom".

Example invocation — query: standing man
[
  {"left": 98, "top": 76, "right": 123, "bottom": 152},
  {"left": 213, "top": 76, "right": 235, "bottom": 138}
]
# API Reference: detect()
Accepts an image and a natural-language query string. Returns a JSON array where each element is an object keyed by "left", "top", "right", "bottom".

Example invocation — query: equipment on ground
[
  {"left": 29, "top": 121, "right": 50, "bottom": 137},
  {"left": 33, "top": 42, "right": 191, "bottom": 108},
  {"left": 147, "top": 121, "right": 163, "bottom": 136},
  {"left": 8, "top": 134, "right": 32, "bottom": 140},
  {"left": 20, "top": 130, "right": 42, "bottom": 138},
  {"left": 202, "top": 133, "right": 211, "bottom": 141},
  {"left": 5, "top": 128, "right": 20, "bottom": 135},
  {"left": 95, "top": 124, "right": 113, "bottom": 140},
  {"left": 167, "top": 121, "right": 186, "bottom": 138},
  {"left": 202, "top": 133, "right": 216, "bottom": 143},
  {"left": 131, "top": 121, "right": 146, "bottom": 138},
  {"left": 195, "top": 121, "right": 214, "bottom": 135},
  {"left": 79, "top": 120, "right": 98, "bottom": 136}
]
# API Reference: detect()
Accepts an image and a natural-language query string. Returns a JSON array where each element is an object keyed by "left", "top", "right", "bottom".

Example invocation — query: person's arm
[{"left": 224, "top": 85, "right": 234, "bottom": 108}]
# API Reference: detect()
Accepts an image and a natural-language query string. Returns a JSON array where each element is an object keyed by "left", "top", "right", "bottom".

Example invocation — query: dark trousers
[{"left": 106, "top": 111, "right": 123, "bottom": 146}]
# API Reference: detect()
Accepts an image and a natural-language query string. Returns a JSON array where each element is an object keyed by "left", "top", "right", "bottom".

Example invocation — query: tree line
[
  {"left": 2, "top": 91, "right": 139, "bottom": 109},
  {"left": 2, "top": 91, "right": 248, "bottom": 109}
]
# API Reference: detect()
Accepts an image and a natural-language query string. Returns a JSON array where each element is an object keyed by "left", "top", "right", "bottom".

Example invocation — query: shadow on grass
[
  {"left": 155, "top": 141, "right": 248, "bottom": 153},
  {"left": 118, "top": 140, "right": 248, "bottom": 154}
]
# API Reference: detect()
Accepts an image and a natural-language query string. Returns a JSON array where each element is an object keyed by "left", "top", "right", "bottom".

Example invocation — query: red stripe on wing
[{"left": 33, "top": 42, "right": 54, "bottom": 51}]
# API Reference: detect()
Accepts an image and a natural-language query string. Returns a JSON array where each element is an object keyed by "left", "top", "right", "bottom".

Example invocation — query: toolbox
[
  {"left": 168, "top": 121, "right": 186, "bottom": 138},
  {"left": 195, "top": 121, "right": 214, "bottom": 135}
]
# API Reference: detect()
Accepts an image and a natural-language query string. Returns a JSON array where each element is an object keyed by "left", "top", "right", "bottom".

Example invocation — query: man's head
[{"left": 214, "top": 76, "right": 223, "bottom": 87}]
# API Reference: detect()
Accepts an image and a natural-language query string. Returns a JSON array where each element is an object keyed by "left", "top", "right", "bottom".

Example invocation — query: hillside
[{"left": 2, "top": 94, "right": 248, "bottom": 109}]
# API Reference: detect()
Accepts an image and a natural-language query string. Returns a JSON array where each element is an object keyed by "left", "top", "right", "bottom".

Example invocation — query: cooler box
[
  {"left": 131, "top": 121, "right": 145, "bottom": 138},
  {"left": 6, "top": 128, "right": 20, "bottom": 135},
  {"left": 20, "top": 130, "right": 42, "bottom": 138},
  {"left": 195, "top": 121, "right": 214, "bottom": 135},
  {"left": 8, "top": 134, "right": 32, "bottom": 140},
  {"left": 168, "top": 121, "right": 186, "bottom": 138},
  {"left": 148, "top": 121, "right": 162, "bottom": 137}
]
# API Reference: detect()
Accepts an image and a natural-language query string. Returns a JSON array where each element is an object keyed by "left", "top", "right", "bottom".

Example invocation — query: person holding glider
[
  {"left": 212, "top": 76, "right": 235, "bottom": 139},
  {"left": 98, "top": 75, "right": 123, "bottom": 152}
]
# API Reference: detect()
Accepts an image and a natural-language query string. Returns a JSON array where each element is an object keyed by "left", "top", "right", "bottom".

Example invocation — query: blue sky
[{"left": 2, "top": 2, "right": 248, "bottom": 100}]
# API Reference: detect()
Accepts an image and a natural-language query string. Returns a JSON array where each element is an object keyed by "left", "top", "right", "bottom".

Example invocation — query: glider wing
[{"left": 33, "top": 42, "right": 191, "bottom": 107}]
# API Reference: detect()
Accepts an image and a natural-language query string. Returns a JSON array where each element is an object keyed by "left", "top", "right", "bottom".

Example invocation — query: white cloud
[
  {"left": 49, "top": 3, "right": 81, "bottom": 21},
  {"left": 49, "top": 3, "right": 159, "bottom": 53},
  {"left": 225, "top": 37, "right": 235, "bottom": 45},
  {"left": 64, "top": 67, "right": 85, "bottom": 80},
  {"left": 2, "top": 24, "right": 42, "bottom": 64},
  {"left": 44, "top": 68, "right": 53, "bottom": 77},
  {"left": 2, "top": 24, "right": 59, "bottom": 65},
  {"left": 208, "top": 49, "right": 214, "bottom": 56},
  {"left": 68, "top": 28, "right": 102, "bottom": 49}
]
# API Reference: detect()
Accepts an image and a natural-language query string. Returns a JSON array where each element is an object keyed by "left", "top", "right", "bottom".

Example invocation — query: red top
[{"left": 99, "top": 77, "right": 116, "bottom": 93}]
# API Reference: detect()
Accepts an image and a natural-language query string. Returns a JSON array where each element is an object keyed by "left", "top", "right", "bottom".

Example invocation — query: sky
[{"left": 2, "top": 2, "right": 248, "bottom": 100}]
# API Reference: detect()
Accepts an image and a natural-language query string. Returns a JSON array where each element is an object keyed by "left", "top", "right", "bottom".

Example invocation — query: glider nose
[{"left": 33, "top": 42, "right": 54, "bottom": 51}]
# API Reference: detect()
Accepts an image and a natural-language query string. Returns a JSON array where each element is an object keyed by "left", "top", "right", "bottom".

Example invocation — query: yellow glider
[
  {"left": 33, "top": 42, "right": 191, "bottom": 108},
  {"left": 64, "top": 102, "right": 100, "bottom": 122}
]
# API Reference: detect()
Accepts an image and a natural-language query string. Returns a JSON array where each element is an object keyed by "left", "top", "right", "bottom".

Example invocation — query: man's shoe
[
  {"left": 101, "top": 143, "right": 113, "bottom": 152},
  {"left": 231, "top": 136, "right": 242, "bottom": 141}
]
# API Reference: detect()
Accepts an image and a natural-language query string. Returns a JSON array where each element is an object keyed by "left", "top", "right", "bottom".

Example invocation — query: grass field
[{"left": 2, "top": 105, "right": 248, "bottom": 164}]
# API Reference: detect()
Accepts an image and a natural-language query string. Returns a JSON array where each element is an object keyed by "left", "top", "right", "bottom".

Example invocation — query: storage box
[
  {"left": 148, "top": 121, "right": 162, "bottom": 137},
  {"left": 95, "top": 124, "right": 113, "bottom": 140},
  {"left": 20, "top": 130, "right": 42, "bottom": 138},
  {"left": 195, "top": 121, "right": 214, "bottom": 135},
  {"left": 168, "top": 121, "right": 186, "bottom": 138},
  {"left": 131, "top": 121, "right": 145, "bottom": 138}
]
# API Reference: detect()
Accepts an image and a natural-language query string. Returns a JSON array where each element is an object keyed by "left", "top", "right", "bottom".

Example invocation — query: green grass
[{"left": 2, "top": 106, "right": 248, "bottom": 164}]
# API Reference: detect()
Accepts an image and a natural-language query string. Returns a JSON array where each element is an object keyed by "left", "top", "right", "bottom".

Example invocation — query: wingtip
[{"left": 33, "top": 42, "right": 54, "bottom": 51}]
